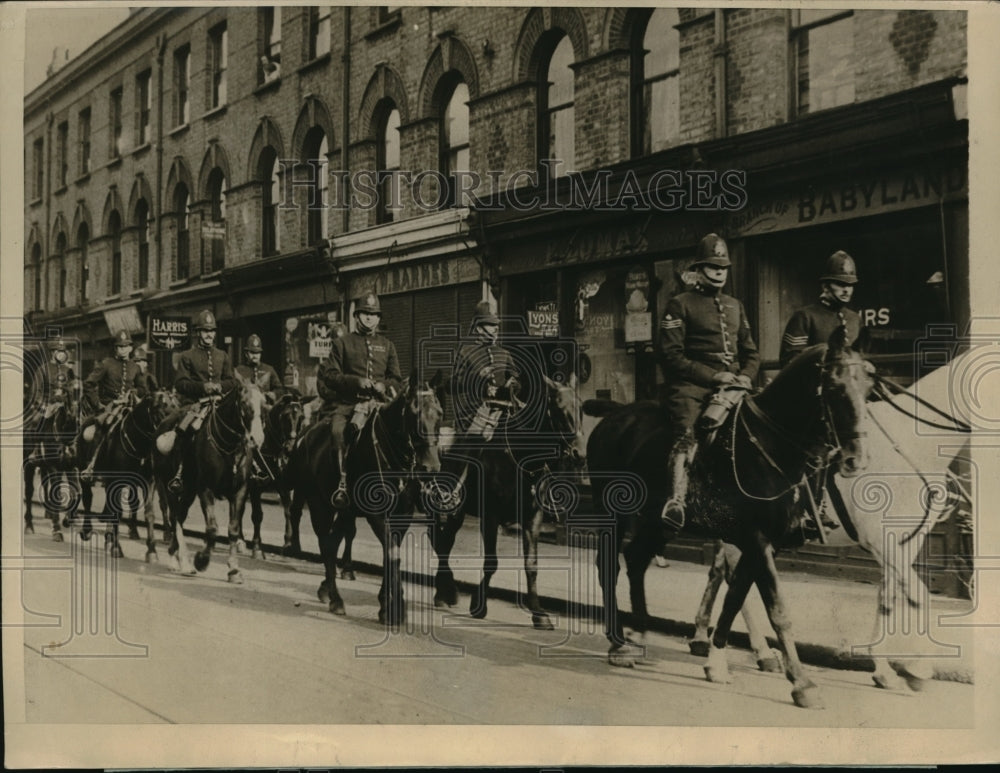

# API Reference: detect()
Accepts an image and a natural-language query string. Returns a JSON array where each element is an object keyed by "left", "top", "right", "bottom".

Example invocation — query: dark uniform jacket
[
  {"left": 451, "top": 339, "right": 519, "bottom": 433},
  {"left": 780, "top": 300, "right": 863, "bottom": 368},
  {"left": 84, "top": 356, "right": 139, "bottom": 410},
  {"left": 45, "top": 362, "right": 77, "bottom": 402},
  {"left": 318, "top": 331, "right": 402, "bottom": 406},
  {"left": 133, "top": 369, "right": 159, "bottom": 399},
  {"left": 174, "top": 345, "right": 237, "bottom": 405},
  {"left": 236, "top": 362, "right": 283, "bottom": 395},
  {"left": 660, "top": 285, "right": 760, "bottom": 388}
]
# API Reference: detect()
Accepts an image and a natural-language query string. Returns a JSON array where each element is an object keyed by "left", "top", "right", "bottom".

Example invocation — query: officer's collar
[
  {"left": 694, "top": 281, "right": 722, "bottom": 296},
  {"left": 819, "top": 294, "right": 844, "bottom": 310}
]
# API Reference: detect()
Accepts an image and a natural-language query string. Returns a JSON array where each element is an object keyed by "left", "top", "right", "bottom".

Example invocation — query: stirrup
[
  {"left": 167, "top": 470, "right": 184, "bottom": 495},
  {"left": 331, "top": 480, "right": 349, "bottom": 508},
  {"left": 80, "top": 465, "right": 95, "bottom": 483},
  {"left": 661, "top": 497, "right": 685, "bottom": 531}
]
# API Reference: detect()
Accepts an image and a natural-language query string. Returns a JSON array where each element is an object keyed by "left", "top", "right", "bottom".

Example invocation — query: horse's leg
[
  {"left": 889, "top": 535, "right": 935, "bottom": 689},
  {"left": 748, "top": 536, "right": 822, "bottom": 709},
  {"left": 249, "top": 485, "right": 265, "bottom": 561},
  {"left": 597, "top": 516, "right": 633, "bottom": 666},
  {"left": 171, "top": 498, "right": 196, "bottom": 575},
  {"left": 312, "top": 502, "right": 345, "bottom": 615},
  {"left": 24, "top": 458, "right": 36, "bottom": 533},
  {"left": 714, "top": 542, "right": 780, "bottom": 672},
  {"left": 284, "top": 487, "right": 304, "bottom": 557},
  {"left": 373, "top": 513, "right": 405, "bottom": 626},
  {"left": 127, "top": 484, "right": 141, "bottom": 540},
  {"left": 621, "top": 512, "right": 658, "bottom": 639},
  {"left": 227, "top": 483, "right": 249, "bottom": 584},
  {"left": 690, "top": 539, "right": 726, "bottom": 657},
  {"left": 194, "top": 491, "right": 217, "bottom": 572},
  {"left": 142, "top": 479, "right": 159, "bottom": 563},
  {"left": 470, "top": 505, "right": 499, "bottom": 620},
  {"left": 522, "top": 506, "right": 553, "bottom": 630},
  {"left": 103, "top": 481, "right": 125, "bottom": 559},
  {"left": 704, "top": 546, "right": 758, "bottom": 685},
  {"left": 339, "top": 514, "right": 357, "bottom": 581},
  {"left": 431, "top": 509, "right": 464, "bottom": 607}
]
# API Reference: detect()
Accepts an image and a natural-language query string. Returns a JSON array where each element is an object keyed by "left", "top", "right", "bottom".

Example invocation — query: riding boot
[
  {"left": 331, "top": 447, "right": 349, "bottom": 508},
  {"left": 661, "top": 437, "right": 693, "bottom": 530},
  {"left": 80, "top": 438, "right": 104, "bottom": 482}
]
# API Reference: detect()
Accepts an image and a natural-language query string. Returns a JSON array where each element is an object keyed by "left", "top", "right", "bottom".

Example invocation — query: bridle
[{"left": 204, "top": 388, "right": 252, "bottom": 458}]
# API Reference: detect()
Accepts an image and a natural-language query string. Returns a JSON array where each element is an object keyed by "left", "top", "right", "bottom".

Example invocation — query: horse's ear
[
  {"left": 567, "top": 372, "right": 577, "bottom": 389},
  {"left": 825, "top": 324, "right": 849, "bottom": 361},
  {"left": 429, "top": 369, "right": 444, "bottom": 389},
  {"left": 408, "top": 369, "right": 419, "bottom": 393}
]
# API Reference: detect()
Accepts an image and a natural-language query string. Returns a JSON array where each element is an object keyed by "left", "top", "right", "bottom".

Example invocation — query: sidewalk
[{"left": 220, "top": 496, "right": 976, "bottom": 683}]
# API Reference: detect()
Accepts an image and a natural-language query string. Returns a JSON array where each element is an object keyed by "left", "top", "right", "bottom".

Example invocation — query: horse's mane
[{"left": 764, "top": 344, "right": 827, "bottom": 393}]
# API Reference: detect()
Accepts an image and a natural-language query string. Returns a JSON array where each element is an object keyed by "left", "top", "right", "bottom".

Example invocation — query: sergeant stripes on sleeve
[{"left": 661, "top": 318, "right": 683, "bottom": 330}]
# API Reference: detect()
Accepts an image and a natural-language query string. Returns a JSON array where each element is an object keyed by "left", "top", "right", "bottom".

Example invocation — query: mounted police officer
[
  {"left": 444, "top": 300, "right": 522, "bottom": 533},
  {"left": 236, "top": 334, "right": 283, "bottom": 402},
  {"left": 316, "top": 293, "right": 402, "bottom": 504},
  {"left": 780, "top": 250, "right": 864, "bottom": 367},
  {"left": 155, "top": 309, "right": 237, "bottom": 494},
  {"left": 659, "top": 233, "right": 760, "bottom": 529},
  {"left": 132, "top": 343, "right": 159, "bottom": 398},
  {"left": 42, "top": 337, "right": 79, "bottom": 411},
  {"left": 79, "top": 330, "right": 140, "bottom": 480}
]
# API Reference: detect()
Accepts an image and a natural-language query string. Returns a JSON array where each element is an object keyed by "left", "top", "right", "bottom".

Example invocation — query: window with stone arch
[
  {"left": 375, "top": 102, "right": 401, "bottom": 224},
  {"left": 539, "top": 34, "right": 575, "bottom": 177},
  {"left": 174, "top": 184, "right": 190, "bottom": 280},
  {"left": 439, "top": 78, "right": 470, "bottom": 207},
  {"left": 31, "top": 242, "right": 42, "bottom": 311},
  {"left": 206, "top": 168, "right": 227, "bottom": 272},
  {"left": 54, "top": 232, "right": 67, "bottom": 308},
  {"left": 109, "top": 210, "right": 123, "bottom": 294},
  {"left": 136, "top": 198, "right": 151, "bottom": 288},
  {"left": 260, "top": 147, "right": 281, "bottom": 257},
  {"left": 303, "top": 127, "right": 329, "bottom": 245},
  {"left": 634, "top": 8, "right": 681, "bottom": 156}
]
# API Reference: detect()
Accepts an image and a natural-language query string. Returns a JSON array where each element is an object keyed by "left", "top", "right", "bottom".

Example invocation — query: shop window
[
  {"left": 210, "top": 23, "right": 228, "bottom": 108},
  {"left": 136, "top": 198, "right": 150, "bottom": 288},
  {"left": 136, "top": 70, "right": 151, "bottom": 146},
  {"left": 206, "top": 168, "right": 227, "bottom": 272},
  {"left": 793, "top": 9, "right": 854, "bottom": 116},
  {"left": 539, "top": 35, "right": 575, "bottom": 176},
  {"left": 174, "top": 185, "right": 190, "bottom": 279},
  {"left": 56, "top": 121, "right": 68, "bottom": 188},
  {"left": 260, "top": 148, "right": 281, "bottom": 257},
  {"left": 110, "top": 86, "right": 123, "bottom": 158},
  {"left": 440, "top": 80, "right": 470, "bottom": 208},
  {"left": 77, "top": 222, "right": 90, "bottom": 304},
  {"left": 303, "top": 128, "right": 328, "bottom": 245},
  {"left": 259, "top": 6, "right": 281, "bottom": 83},
  {"left": 32, "top": 137, "right": 43, "bottom": 199},
  {"left": 376, "top": 103, "right": 401, "bottom": 224},
  {"left": 634, "top": 8, "right": 680, "bottom": 156},
  {"left": 174, "top": 45, "right": 190, "bottom": 125},
  {"left": 78, "top": 107, "right": 91, "bottom": 175},
  {"left": 309, "top": 6, "right": 331, "bottom": 60},
  {"left": 109, "top": 210, "right": 122, "bottom": 294}
]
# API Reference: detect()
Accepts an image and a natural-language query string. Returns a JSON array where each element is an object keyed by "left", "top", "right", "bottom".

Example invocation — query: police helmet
[
  {"left": 355, "top": 293, "right": 382, "bottom": 315},
  {"left": 113, "top": 330, "right": 133, "bottom": 348},
  {"left": 691, "top": 233, "right": 732, "bottom": 269},
  {"left": 194, "top": 309, "right": 218, "bottom": 330},
  {"left": 820, "top": 251, "right": 859, "bottom": 285},
  {"left": 472, "top": 300, "right": 500, "bottom": 328},
  {"left": 246, "top": 334, "right": 263, "bottom": 353}
]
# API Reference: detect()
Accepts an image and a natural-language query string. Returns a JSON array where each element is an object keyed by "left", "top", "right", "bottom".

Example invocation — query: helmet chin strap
[{"left": 356, "top": 318, "right": 376, "bottom": 335}]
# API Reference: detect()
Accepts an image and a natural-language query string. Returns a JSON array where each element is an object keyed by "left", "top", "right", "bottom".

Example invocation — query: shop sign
[
  {"left": 308, "top": 320, "right": 336, "bottom": 359},
  {"left": 148, "top": 315, "right": 189, "bottom": 350},
  {"left": 103, "top": 304, "right": 144, "bottom": 337},
  {"left": 625, "top": 267, "right": 650, "bottom": 313},
  {"left": 545, "top": 223, "right": 649, "bottom": 267},
  {"left": 725, "top": 160, "right": 967, "bottom": 237},
  {"left": 624, "top": 312, "right": 653, "bottom": 344},
  {"left": 528, "top": 301, "right": 560, "bottom": 337},
  {"left": 202, "top": 222, "right": 225, "bottom": 239}
]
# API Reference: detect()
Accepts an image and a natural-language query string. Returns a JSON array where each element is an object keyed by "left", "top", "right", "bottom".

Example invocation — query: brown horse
[{"left": 584, "top": 328, "right": 872, "bottom": 708}]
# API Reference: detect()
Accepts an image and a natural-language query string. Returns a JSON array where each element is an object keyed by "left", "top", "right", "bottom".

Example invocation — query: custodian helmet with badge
[
  {"left": 246, "top": 333, "right": 263, "bottom": 353},
  {"left": 194, "top": 309, "right": 218, "bottom": 330},
  {"left": 113, "top": 330, "right": 133, "bottom": 347},
  {"left": 692, "top": 233, "right": 732, "bottom": 268},
  {"left": 471, "top": 300, "right": 500, "bottom": 328},
  {"left": 820, "top": 250, "right": 859, "bottom": 284},
  {"left": 355, "top": 293, "right": 382, "bottom": 315}
]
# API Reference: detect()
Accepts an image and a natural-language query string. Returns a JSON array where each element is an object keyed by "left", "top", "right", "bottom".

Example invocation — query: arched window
[
  {"left": 440, "top": 80, "right": 470, "bottom": 207},
  {"left": 174, "top": 184, "right": 190, "bottom": 279},
  {"left": 109, "top": 210, "right": 123, "bottom": 294},
  {"left": 207, "top": 168, "right": 226, "bottom": 272},
  {"left": 55, "top": 233, "right": 67, "bottom": 308},
  {"left": 31, "top": 242, "right": 42, "bottom": 311},
  {"left": 376, "top": 104, "right": 401, "bottom": 224},
  {"left": 136, "top": 199, "right": 150, "bottom": 288},
  {"left": 634, "top": 8, "right": 681, "bottom": 156},
  {"left": 540, "top": 35, "right": 575, "bottom": 176},
  {"left": 303, "top": 128, "right": 328, "bottom": 245},
  {"left": 261, "top": 148, "right": 280, "bottom": 257},
  {"left": 77, "top": 223, "right": 90, "bottom": 304}
]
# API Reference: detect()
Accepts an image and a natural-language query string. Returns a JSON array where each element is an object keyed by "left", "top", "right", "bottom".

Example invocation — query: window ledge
[
  {"left": 131, "top": 142, "right": 151, "bottom": 158},
  {"left": 365, "top": 15, "right": 402, "bottom": 41},
  {"left": 53, "top": 185, "right": 68, "bottom": 196},
  {"left": 168, "top": 123, "right": 190, "bottom": 138},
  {"left": 297, "top": 52, "right": 331, "bottom": 75},
  {"left": 102, "top": 294, "right": 122, "bottom": 304},
  {"left": 202, "top": 104, "right": 227, "bottom": 121},
  {"left": 169, "top": 278, "right": 191, "bottom": 289},
  {"left": 254, "top": 75, "right": 282, "bottom": 95},
  {"left": 29, "top": 196, "right": 43, "bottom": 207},
  {"left": 107, "top": 155, "right": 123, "bottom": 169},
  {"left": 74, "top": 172, "right": 91, "bottom": 186}
]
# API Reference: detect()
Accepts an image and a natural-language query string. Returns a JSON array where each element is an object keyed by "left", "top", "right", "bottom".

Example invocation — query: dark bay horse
[
  {"left": 23, "top": 399, "right": 80, "bottom": 540},
  {"left": 242, "top": 391, "right": 304, "bottom": 559},
  {"left": 153, "top": 384, "right": 264, "bottom": 582},
  {"left": 429, "top": 375, "right": 587, "bottom": 629},
  {"left": 585, "top": 328, "right": 872, "bottom": 708},
  {"left": 285, "top": 372, "right": 444, "bottom": 623}
]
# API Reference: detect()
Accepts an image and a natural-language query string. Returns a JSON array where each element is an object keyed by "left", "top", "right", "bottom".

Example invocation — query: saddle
[{"left": 696, "top": 384, "right": 750, "bottom": 446}]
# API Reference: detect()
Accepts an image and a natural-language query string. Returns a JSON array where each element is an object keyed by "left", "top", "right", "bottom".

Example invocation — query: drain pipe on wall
[
  {"left": 714, "top": 9, "right": 728, "bottom": 139},
  {"left": 340, "top": 6, "right": 351, "bottom": 322}
]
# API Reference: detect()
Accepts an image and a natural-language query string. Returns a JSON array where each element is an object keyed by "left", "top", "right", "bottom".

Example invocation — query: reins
[
  {"left": 205, "top": 390, "right": 250, "bottom": 457},
  {"left": 873, "top": 374, "right": 972, "bottom": 433}
]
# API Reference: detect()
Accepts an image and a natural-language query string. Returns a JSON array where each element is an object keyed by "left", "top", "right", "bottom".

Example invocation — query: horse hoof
[
  {"left": 434, "top": 592, "right": 457, "bottom": 608},
  {"left": 340, "top": 569, "right": 356, "bottom": 581},
  {"left": 24, "top": 522, "right": 35, "bottom": 535},
  {"left": 608, "top": 644, "right": 636, "bottom": 668},
  {"left": 128, "top": 529, "right": 141, "bottom": 541},
  {"left": 532, "top": 613, "right": 555, "bottom": 631},
  {"left": 872, "top": 673, "right": 903, "bottom": 690},
  {"left": 51, "top": 531, "right": 64, "bottom": 542},
  {"left": 227, "top": 569, "right": 244, "bottom": 585},
  {"left": 317, "top": 582, "right": 331, "bottom": 605},
  {"left": 330, "top": 600, "right": 346, "bottom": 616},
  {"left": 704, "top": 665, "right": 732, "bottom": 684},
  {"left": 62, "top": 516, "right": 72, "bottom": 528},
  {"left": 235, "top": 539, "right": 247, "bottom": 555},
  {"left": 331, "top": 491, "right": 349, "bottom": 509},
  {"left": 689, "top": 639, "right": 711, "bottom": 658},
  {"left": 757, "top": 657, "right": 782, "bottom": 673},
  {"left": 252, "top": 547, "right": 264, "bottom": 561},
  {"left": 470, "top": 602, "right": 487, "bottom": 620},
  {"left": 791, "top": 683, "right": 824, "bottom": 709},
  {"left": 193, "top": 551, "right": 211, "bottom": 572},
  {"left": 145, "top": 551, "right": 158, "bottom": 564}
]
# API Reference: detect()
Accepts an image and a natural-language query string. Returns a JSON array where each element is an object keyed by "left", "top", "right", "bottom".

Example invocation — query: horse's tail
[{"left": 582, "top": 398, "right": 624, "bottom": 418}]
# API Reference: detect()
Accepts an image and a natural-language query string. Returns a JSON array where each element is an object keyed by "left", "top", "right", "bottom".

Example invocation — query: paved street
[{"left": 8, "top": 486, "right": 975, "bottom": 729}]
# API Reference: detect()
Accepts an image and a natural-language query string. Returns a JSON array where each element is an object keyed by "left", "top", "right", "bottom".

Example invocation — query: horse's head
[
  {"left": 818, "top": 325, "right": 874, "bottom": 476},
  {"left": 268, "top": 393, "right": 305, "bottom": 456},
  {"left": 543, "top": 373, "right": 587, "bottom": 469},
  {"left": 239, "top": 383, "right": 266, "bottom": 448},
  {"left": 150, "top": 389, "right": 180, "bottom": 426},
  {"left": 398, "top": 370, "right": 445, "bottom": 473}
]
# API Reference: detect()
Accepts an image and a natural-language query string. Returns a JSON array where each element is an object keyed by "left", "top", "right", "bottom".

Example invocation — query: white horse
[{"left": 690, "top": 350, "right": 973, "bottom": 690}]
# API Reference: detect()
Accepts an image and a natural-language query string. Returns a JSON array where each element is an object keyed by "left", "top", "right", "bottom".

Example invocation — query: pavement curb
[{"left": 178, "top": 525, "right": 974, "bottom": 685}]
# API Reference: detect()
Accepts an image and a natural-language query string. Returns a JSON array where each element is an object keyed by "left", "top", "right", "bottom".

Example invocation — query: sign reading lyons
[{"left": 149, "top": 315, "right": 190, "bottom": 350}]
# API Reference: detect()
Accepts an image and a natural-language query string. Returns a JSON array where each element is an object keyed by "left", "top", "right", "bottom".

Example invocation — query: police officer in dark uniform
[
  {"left": 79, "top": 330, "right": 140, "bottom": 479},
  {"left": 659, "top": 233, "right": 760, "bottom": 528},
  {"left": 780, "top": 250, "right": 864, "bottom": 367},
  {"left": 132, "top": 343, "right": 159, "bottom": 398},
  {"left": 444, "top": 301, "right": 522, "bottom": 533},
  {"left": 236, "top": 333, "right": 283, "bottom": 402},
  {"left": 316, "top": 293, "right": 402, "bottom": 501},
  {"left": 156, "top": 309, "right": 237, "bottom": 493},
  {"left": 43, "top": 338, "right": 79, "bottom": 410}
]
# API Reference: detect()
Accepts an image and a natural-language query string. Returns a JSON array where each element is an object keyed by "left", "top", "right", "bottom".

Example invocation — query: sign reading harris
[{"left": 149, "top": 316, "right": 190, "bottom": 350}]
